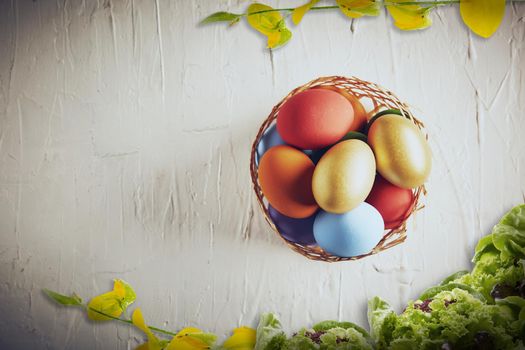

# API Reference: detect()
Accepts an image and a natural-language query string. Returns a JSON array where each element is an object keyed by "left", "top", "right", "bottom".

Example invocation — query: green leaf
[
  {"left": 247, "top": 3, "right": 292, "bottom": 49},
  {"left": 201, "top": 12, "right": 242, "bottom": 25},
  {"left": 254, "top": 313, "right": 285, "bottom": 350},
  {"left": 43, "top": 289, "right": 83, "bottom": 306},
  {"left": 341, "top": 131, "right": 368, "bottom": 143},
  {"left": 291, "top": 0, "right": 319, "bottom": 25},
  {"left": 473, "top": 234, "right": 496, "bottom": 262},
  {"left": 418, "top": 282, "right": 486, "bottom": 302},
  {"left": 313, "top": 320, "right": 371, "bottom": 340},
  {"left": 492, "top": 204, "right": 525, "bottom": 260},
  {"left": 367, "top": 297, "right": 397, "bottom": 346},
  {"left": 336, "top": 0, "right": 380, "bottom": 19},
  {"left": 441, "top": 270, "right": 470, "bottom": 285}
]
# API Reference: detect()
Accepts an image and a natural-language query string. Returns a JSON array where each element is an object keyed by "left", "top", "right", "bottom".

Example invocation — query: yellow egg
[
  {"left": 368, "top": 114, "right": 431, "bottom": 189},
  {"left": 312, "top": 139, "right": 376, "bottom": 214}
]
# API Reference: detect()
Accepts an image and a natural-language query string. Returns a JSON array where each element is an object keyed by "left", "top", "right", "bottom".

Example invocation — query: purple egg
[{"left": 268, "top": 206, "right": 317, "bottom": 246}]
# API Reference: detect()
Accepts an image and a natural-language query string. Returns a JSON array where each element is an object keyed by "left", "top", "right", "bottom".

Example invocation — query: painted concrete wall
[{"left": 0, "top": 1, "right": 524, "bottom": 348}]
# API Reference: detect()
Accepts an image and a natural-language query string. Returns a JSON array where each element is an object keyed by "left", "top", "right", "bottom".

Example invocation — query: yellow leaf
[
  {"left": 222, "top": 327, "right": 256, "bottom": 350},
  {"left": 87, "top": 279, "right": 136, "bottom": 321},
  {"left": 131, "top": 309, "right": 163, "bottom": 350},
  {"left": 87, "top": 293, "right": 122, "bottom": 320},
  {"left": 386, "top": 1, "right": 433, "bottom": 31},
  {"left": 460, "top": 0, "right": 505, "bottom": 38},
  {"left": 247, "top": 3, "right": 292, "bottom": 48},
  {"left": 291, "top": 0, "right": 319, "bottom": 25},
  {"left": 336, "top": 0, "right": 380, "bottom": 19},
  {"left": 166, "top": 327, "right": 212, "bottom": 350}
]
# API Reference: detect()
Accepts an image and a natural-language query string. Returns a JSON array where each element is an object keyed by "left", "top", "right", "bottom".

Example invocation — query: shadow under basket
[{"left": 250, "top": 76, "right": 427, "bottom": 262}]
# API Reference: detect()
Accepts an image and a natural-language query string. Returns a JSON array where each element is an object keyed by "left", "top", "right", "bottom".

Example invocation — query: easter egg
[
  {"left": 368, "top": 114, "right": 431, "bottom": 189},
  {"left": 366, "top": 175, "right": 415, "bottom": 229},
  {"left": 313, "top": 203, "right": 384, "bottom": 257},
  {"left": 258, "top": 145, "right": 318, "bottom": 218},
  {"left": 268, "top": 206, "right": 317, "bottom": 246},
  {"left": 256, "top": 124, "right": 286, "bottom": 165},
  {"left": 315, "top": 85, "right": 368, "bottom": 132},
  {"left": 309, "top": 131, "right": 368, "bottom": 164},
  {"left": 312, "top": 139, "right": 376, "bottom": 214},
  {"left": 277, "top": 89, "right": 354, "bottom": 150}
]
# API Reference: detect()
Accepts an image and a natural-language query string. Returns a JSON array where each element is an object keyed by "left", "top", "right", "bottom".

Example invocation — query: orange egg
[
  {"left": 258, "top": 145, "right": 318, "bottom": 219},
  {"left": 315, "top": 85, "right": 367, "bottom": 132}
]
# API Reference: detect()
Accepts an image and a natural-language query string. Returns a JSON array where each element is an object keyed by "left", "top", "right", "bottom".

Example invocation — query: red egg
[
  {"left": 365, "top": 175, "right": 415, "bottom": 229},
  {"left": 277, "top": 89, "right": 354, "bottom": 150}
]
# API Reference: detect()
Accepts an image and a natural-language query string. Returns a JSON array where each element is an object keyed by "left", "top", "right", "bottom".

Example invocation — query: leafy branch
[
  {"left": 201, "top": 0, "right": 517, "bottom": 48},
  {"left": 43, "top": 280, "right": 254, "bottom": 350}
]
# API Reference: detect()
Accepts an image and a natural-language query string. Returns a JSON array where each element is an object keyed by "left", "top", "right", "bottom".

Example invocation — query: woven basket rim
[{"left": 250, "top": 76, "right": 427, "bottom": 262}]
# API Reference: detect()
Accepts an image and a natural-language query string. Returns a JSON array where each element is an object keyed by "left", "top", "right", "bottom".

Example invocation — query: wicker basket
[{"left": 250, "top": 76, "right": 426, "bottom": 262}]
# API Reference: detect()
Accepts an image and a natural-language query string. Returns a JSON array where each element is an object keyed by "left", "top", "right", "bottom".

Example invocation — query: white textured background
[{"left": 1, "top": 1, "right": 524, "bottom": 349}]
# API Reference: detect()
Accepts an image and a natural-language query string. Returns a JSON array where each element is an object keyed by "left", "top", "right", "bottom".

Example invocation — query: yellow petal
[
  {"left": 113, "top": 280, "right": 126, "bottom": 298},
  {"left": 166, "top": 328, "right": 211, "bottom": 350},
  {"left": 247, "top": 3, "right": 292, "bottom": 48},
  {"left": 247, "top": 3, "right": 282, "bottom": 35},
  {"left": 460, "top": 0, "right": 505, "bottom": 38},
  {"left": 267, "top": 32, "right": 281, "bottom": 49},
  {"left": 291, "top": 0, "right": 319, "bottom": 25},
  {"left": 87, "top": 280, "right": 136, "bottom": 321},
  {"left": 222, "top": 327, "right": 256, "bottom": 350},
  {"left": 387, "top": 1, "right": 433, "bottom": 30},
  {"left": 336, "top": 0, "right": 380, "bottom": 19},
  {"left": 87, "top": 292, "right": 123, "bottom": 320},
  {"left": 132, "top": 309, "right": 163, "bottom": 350}
]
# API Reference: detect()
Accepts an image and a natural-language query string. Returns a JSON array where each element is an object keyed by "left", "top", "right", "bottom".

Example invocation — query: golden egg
[
  {"left": 368, "top": 114, "right": 431, "bottom": 189},
  {"left": 312, "top": 139, "right": 376, "bottom": 214}
]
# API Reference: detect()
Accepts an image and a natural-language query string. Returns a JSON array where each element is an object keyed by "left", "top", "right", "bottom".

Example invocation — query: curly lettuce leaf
[
  {"left": 440, "top": 270, "right": 469, "bottom": 286},
  {"left": 390, "top": 288, "right": 519, "bottom": 349},
  {"left": 493, "top": 205, "right": 525, "bottom": 261},
  {"left": 319, "top": 327, "right": 373, "bottom": 349},
  {"left": 313, "top": 320, "right": 370, "bottom": 340},
  {"left": 254, "top": 313, "right": 286, "bottom": 350},
  {"left": 282, "top": 329, "right": 316, "bottom": 350},
  {"left": 449, "top": 205, "right": 525, "bottom": 301},
  {"left": 419, "top": 282, "right": 486, "bottom": 302},
  {"left": 367, "top": 297, "right": 397, "bottom": 348}
]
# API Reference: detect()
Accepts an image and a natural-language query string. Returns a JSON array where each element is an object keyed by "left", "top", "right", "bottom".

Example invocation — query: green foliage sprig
[
  {"left": 201, "top": 0, "right": 520, "bottom": 48},
  {"left": 43, "top": 280, "right": 255, "bottom": 349}
]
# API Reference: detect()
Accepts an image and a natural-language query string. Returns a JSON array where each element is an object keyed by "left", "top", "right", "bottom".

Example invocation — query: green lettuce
[
  {"left": 283, "top": 326, "right": 373, "bottom": 350},
  {"left": 367, "top": 297, "right": 398, "bottom": 348},
  {"left": 451, "top": 205, "right": 525, "bottom": 302},
  {"left": 255, "top": 313, "right": 287, "bottom": 350},
  {"left": 369, "top": 288, "right": 523, "bottom": 349},
  {"left": 367, "top": 205, "right": 525, "bottom": 349},
  {"left": 282, "top": 329, "right": 317, "bottom": 350}
]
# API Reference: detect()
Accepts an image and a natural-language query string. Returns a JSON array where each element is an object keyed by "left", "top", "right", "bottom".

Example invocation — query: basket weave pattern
[{"left": 250, "top": 76, "right": 426, "bottom": 262}]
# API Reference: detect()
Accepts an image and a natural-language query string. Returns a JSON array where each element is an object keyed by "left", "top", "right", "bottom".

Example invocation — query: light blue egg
[
  {"left": 313, "top": 203, "right": 385, "bottom": 257},
  {"left": 255, "top": 124, "right": 286, "bottom": 166}
]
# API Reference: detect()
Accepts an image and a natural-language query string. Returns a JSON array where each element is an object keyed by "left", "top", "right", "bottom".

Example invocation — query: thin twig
[{"left": 87, "top": 307, "right": 178, "bottom": 337}]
